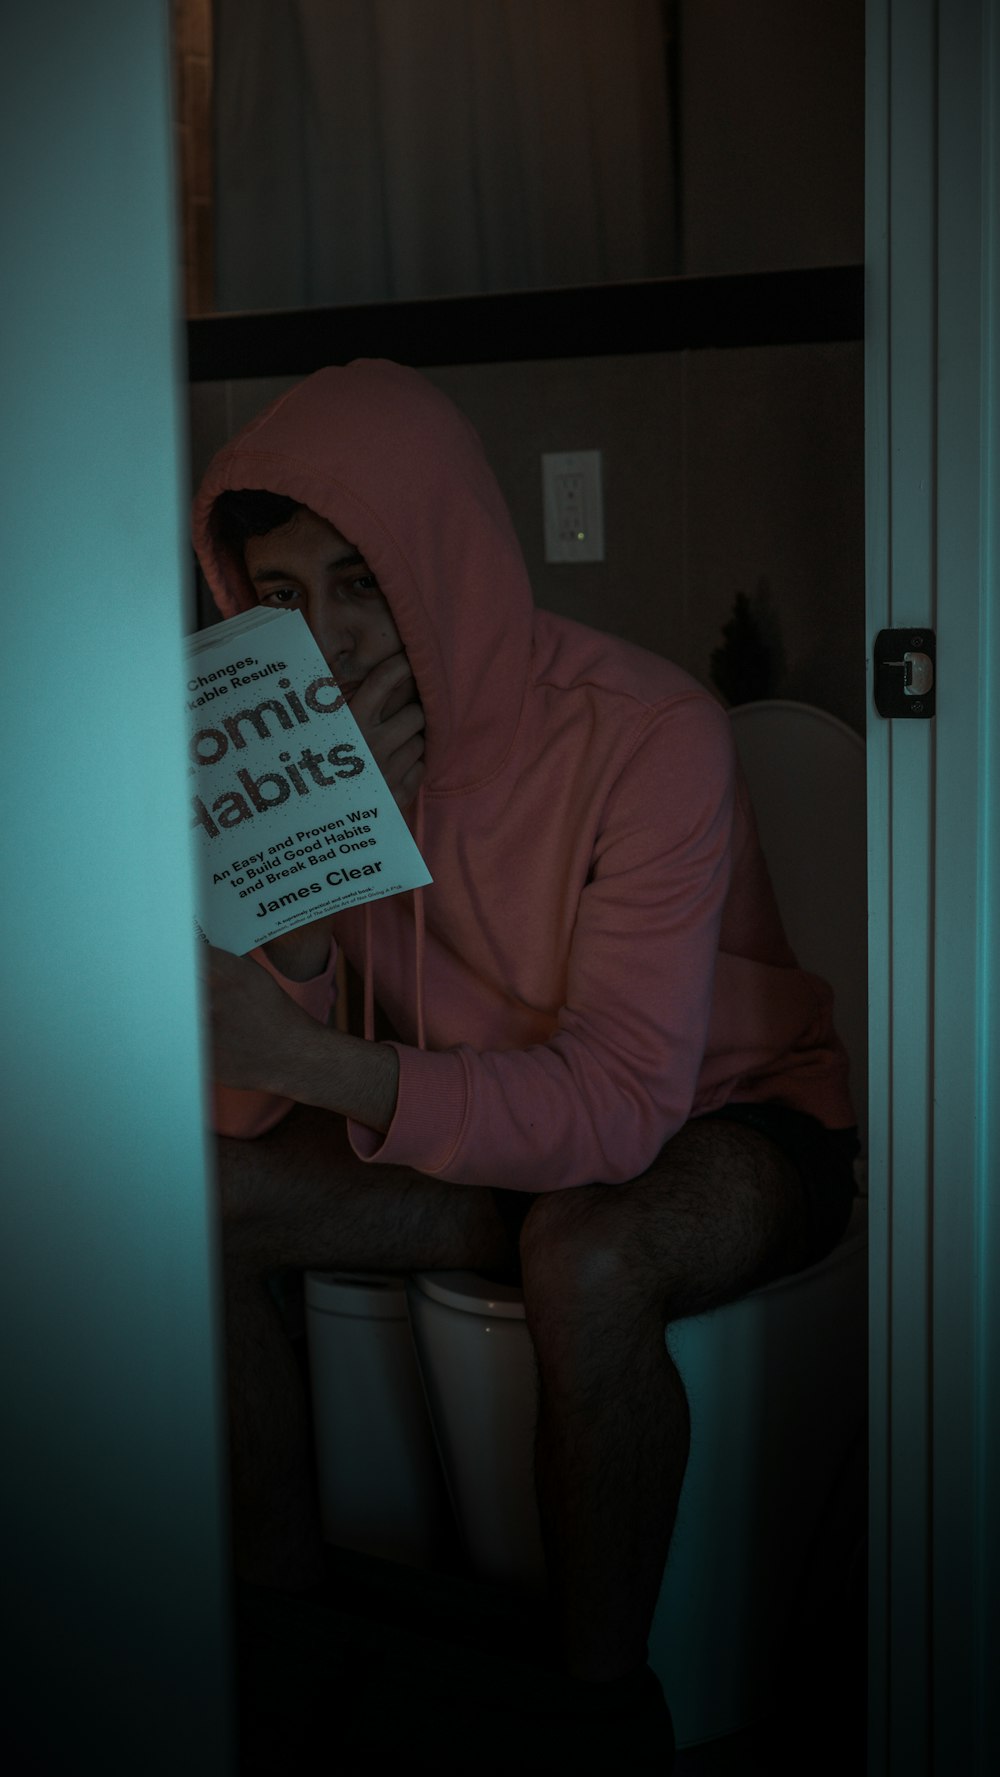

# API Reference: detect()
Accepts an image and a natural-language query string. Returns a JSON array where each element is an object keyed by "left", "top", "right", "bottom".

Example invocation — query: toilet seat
[{"left": 411, "top": 1272, "right": 531, "bottom": 1317}]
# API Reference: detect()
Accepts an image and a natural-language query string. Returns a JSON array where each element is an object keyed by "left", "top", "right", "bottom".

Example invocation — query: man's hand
[
  {"left": 348, "top": 651, "right": 425, "bottom": 809},
  {"left": 206, "top": 944, "right": 313, "bottom": 1092},
  {"left": 205, "top": 943, "right": 400, "bottom": 1131},
  {"left": 262, "top": 918, "right": 336, "bottom": 982}
]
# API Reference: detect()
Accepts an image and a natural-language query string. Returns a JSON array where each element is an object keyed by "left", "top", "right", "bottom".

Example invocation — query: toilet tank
[{"left": 305, "top": 1269, "right": 459, "bottom": 1570}]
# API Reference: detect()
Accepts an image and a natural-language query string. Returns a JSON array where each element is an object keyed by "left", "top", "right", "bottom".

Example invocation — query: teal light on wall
[{"left": 0, "top": 5, "right": 232, "bottom": 1772}]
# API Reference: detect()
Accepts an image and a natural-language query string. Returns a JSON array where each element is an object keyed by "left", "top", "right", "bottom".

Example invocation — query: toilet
[
  {"left": 304, "top": 1269, "right": 460, "bottom": 1572},
  {"left": 405, "top": 1199, "right": 867, "bottom": 1748},
  {"left": 306, "top": 699, "right": 869, "bottom": 1749}
]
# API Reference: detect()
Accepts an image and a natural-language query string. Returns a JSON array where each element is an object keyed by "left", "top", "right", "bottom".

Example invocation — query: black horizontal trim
[{"left": 185, "top": 265, "right": 864, "bottom": 382}]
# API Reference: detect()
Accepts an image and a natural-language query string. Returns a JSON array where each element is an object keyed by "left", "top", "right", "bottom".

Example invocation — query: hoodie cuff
[{"left": 347, "top": 1043, "right": 470, "bottom": 1175}]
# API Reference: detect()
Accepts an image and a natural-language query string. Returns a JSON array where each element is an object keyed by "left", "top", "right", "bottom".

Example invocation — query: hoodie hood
[{"left": 192, "top": 360, "right": 535, "bottom": 793}]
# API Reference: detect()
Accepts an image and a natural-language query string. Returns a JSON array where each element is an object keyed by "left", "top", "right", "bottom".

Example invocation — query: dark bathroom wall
[
  {"left": 189, "top": 338, "right": 864, "bottom": 735},
  {"left": 186, "top": 0, "right": 865, "bottom": 734},
  {"left": 679, "top": 0, "right": 865, "bottom": 276}
]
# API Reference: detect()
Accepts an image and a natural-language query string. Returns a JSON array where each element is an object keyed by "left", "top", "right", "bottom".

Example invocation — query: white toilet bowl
[
  {"left": 405, "top": 1196, "right": 867, "bottom": 1748},
  {"left": 304, "top": 1269, "right": 459, "bottom": 1571}
]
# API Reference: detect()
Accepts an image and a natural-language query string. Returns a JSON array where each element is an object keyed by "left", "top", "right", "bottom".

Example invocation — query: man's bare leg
[
  {"left": 216, "top": 1103, "right": 513, "bottom": 1589},
  {"left": 518, "top": 1117, "right": 811, "bottom": 1682}
]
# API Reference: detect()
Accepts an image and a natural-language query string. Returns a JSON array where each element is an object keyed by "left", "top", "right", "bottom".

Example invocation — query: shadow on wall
[{"left": 710, "top": 583, "right": 788, "bottom": 707}]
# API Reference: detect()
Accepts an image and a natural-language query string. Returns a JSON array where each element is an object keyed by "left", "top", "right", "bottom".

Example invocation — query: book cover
[{"left": 186, "top": 607, "right": 431, "bottom": 953}]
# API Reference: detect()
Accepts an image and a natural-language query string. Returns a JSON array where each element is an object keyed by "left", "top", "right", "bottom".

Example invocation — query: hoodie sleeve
[
  {"left": 348, "top": 697, "right": 738, "bottom": 1189},
  {"left": 213, "top": 941, "right": 340, "bottom": 1139}
]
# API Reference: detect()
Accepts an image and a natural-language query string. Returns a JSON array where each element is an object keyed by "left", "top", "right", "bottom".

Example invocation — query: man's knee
[
  {"left": 518, "top": 1185, "right": 645, "bottom": 1317},
  {"left": 517, "top": 1116, "right": 811, "bottom": 1331},
  {"left": 515, "top": 1130, "right": 719, "bottom": 1300}
]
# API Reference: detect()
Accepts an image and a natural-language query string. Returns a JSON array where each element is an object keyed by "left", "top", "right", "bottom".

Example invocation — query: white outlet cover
[{"left": 542, "top": 450, "right": 604, "bottom": 563}]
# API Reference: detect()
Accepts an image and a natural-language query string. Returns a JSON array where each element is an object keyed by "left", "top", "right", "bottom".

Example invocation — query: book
[{"left": 185, "top": 607, "right": 431, "bottom": 953}]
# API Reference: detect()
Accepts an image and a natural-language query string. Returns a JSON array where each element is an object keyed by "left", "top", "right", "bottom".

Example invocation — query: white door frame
[{"left": 866, "top": 1, "right": 1000, "bottom": 1769}]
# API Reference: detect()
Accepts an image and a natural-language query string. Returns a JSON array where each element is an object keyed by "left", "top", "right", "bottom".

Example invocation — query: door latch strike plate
[{"left": 873, "top": 629, "right": 936, "bottom": 718}]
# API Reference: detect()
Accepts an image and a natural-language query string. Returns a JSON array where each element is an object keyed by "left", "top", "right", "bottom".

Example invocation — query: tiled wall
[{"left": 188, "top": 340, "right": 865, "bottom": 736}]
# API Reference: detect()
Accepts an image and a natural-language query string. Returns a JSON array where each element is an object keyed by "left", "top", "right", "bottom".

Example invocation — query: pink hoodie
[{"left": 193, "top": 360, "right": 856, "bottom": 1190}]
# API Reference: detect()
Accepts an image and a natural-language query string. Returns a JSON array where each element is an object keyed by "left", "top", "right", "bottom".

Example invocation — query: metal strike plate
[{"left": 873, "top": 628, "right": 936, "bottom": 718}]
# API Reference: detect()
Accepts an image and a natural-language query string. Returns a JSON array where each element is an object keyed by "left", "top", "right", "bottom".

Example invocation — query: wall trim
[{"left": 185, "top": 264, "right": 863, "bottom": 381}]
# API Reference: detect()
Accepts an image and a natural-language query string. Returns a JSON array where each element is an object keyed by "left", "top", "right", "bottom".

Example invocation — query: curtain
[{"left": 213, "top": 0, "right": 676, "bottom": 311}]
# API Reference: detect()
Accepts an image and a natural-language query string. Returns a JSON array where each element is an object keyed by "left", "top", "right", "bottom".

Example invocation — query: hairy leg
[
  {"left": 518, "top": 1117, "right": 811, "bottom": 1681},
  {"left": 216, "top": 1103, "right": 512, "bottom": 1588}
]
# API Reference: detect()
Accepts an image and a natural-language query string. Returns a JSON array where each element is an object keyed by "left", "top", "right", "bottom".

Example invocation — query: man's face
[{"left": 243, "top": 506, "right": 409, "bottom": 700}]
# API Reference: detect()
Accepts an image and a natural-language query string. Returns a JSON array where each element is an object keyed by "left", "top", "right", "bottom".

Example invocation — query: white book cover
[{"left": 185, "top": 607, "right": 431, "bottom": 953}]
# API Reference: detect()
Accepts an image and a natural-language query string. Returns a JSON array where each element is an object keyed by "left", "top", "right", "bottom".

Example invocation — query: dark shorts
[{"left": 488, "top": 1103, "right": 861, "bottom": 1286}]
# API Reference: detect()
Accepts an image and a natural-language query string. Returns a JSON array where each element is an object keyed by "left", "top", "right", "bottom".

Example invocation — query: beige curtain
[{"left": 214, "top": 0, "right": 676, "bottom": 310}]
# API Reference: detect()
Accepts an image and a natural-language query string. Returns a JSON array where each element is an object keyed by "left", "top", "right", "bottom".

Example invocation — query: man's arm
[
  {"left": 204, "top": 650, "right": 421, "bottom": 1137},
  {"left": 209, "top": 695, "right": 740, "bottom": 1176},
  {"left": 343, "top": 696, "right": 743, "bottom": 1188},
  {"left": 286, "top": 1028, "right": 400, "bottom": 1134},
  {"left": 207, "top": 943, "right": 399, "bottom": 1132}
]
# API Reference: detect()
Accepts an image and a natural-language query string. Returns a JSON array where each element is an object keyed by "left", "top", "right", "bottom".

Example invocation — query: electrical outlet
[{"left": 542, "top": 451, "right": 604, "bottom": 562}]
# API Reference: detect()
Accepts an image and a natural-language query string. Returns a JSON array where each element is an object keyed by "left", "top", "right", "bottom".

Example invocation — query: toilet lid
[
  {"left": 408, "top": 1270, "right": 528, "bottom": 1319},
  {"left": 305, "top": 1270, "right": 411, "bottom": 1318}
]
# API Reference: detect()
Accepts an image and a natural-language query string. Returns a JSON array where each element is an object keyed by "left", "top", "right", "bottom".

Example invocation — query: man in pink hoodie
[{"left": 195, "top": 360, "right": 859, "bottom": 1768}]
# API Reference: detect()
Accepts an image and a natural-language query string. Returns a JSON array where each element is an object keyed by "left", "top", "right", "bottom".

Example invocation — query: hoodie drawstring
[
  {"left": 362, "top": 902, "right": 375, "bottom": 1042},
  {"left": 361, "top": 786, "right": 427, "bottom": 1052},
  {"left": 413, "top": 789, "right": 427, "bottom": 1052}
]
